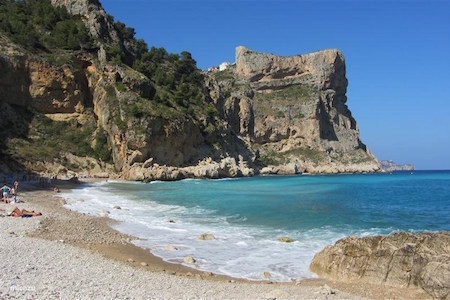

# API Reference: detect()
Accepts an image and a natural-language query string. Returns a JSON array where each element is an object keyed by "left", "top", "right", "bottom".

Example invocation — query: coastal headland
[
  {"left": 1, "top": 0, "right": 378, "bottom": 181},
  {"left": 0, "top": 1, "right": 447, "bottom": 299}
]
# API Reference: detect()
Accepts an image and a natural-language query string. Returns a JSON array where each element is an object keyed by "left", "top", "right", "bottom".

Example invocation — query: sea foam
[
  {"left": 61, "top": 172, "right": 450, "bottom": 281},
  {"left": 62, "top": 181, "right": 381, "bottom": 281}
]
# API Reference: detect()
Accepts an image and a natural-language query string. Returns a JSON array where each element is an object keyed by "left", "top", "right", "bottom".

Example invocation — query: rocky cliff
[
  {"left": 310, "top": 232, "right": 450, "bottom": 299},
  {"left": 0, "top": 0, "right": 378, "bottom": 180},
  {"left": 380, "top": 160, "right": 415, "bottom": 172},
  {"left": 207, "top": 47, "right": 379, "bottom": 174}
]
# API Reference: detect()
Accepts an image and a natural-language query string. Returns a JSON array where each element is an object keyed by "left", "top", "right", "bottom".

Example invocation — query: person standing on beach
[
  {"left": 13, "top": 180, "right": 19, "bottom": 202},
  {"left": 1, "top": 183, "right": 11, "bottom": 203}
]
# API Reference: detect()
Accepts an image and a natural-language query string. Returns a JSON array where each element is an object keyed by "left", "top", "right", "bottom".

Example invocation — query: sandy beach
[{"left": 0, "top": 179, "right": 429, "bottom": 299}]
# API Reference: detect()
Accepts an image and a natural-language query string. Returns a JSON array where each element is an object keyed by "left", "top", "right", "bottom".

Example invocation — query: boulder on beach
[
  {"left": 183, "top": 256, "right": 196, "bottom": 264},
  {"left": 99, "top": 210, "right": 110, "bottom": 217},
  {"left": 165, "top": 245, "right": 177, "bottom": 251},
  {"left": 68, "top": 176, "right": 79, "bottom": 183},
  {"left": 310, "top": 231, "right": 450, "bottom": 299},
  {"left": 94, "top": 172, "right": 110, "bottom": 178},
  {"left": 197, "top": 233, "right": 215, "bottom": 241},
  {"left": 278, "top": 236, "right": 294, "bottom": 243}
]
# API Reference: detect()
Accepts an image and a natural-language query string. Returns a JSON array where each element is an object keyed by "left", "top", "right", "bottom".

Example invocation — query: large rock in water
[{"left": 310, "top": 232, "right": 450, "bottom": 299}]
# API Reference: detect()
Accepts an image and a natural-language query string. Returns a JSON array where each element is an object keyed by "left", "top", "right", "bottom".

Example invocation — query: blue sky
[{"left": 102, "top": 0, "right": 450, "bottom": 170}]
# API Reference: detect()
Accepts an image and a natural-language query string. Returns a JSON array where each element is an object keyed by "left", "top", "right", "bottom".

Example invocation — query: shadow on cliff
[
  {"left": 0, "top": 52, "right": 36, "bottom": 176},
  {"left": 0, "top": 102, "right": 34, "bottom": 176},
  {"left": 318, "top": 100, "right": 338, "bottom": 141}
]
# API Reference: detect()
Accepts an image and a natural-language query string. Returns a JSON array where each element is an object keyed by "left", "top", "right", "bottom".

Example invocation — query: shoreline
[
  {"left": 0, "top": 178, "right": 430, "bottom": 299},
  {"left": 28, "top": 179, "right": 237, "bottom": 282}
]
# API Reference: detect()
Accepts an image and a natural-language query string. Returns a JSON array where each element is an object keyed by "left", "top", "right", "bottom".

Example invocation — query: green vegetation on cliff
[
  {"left": 103, "top": 21, "right": 218, "bottom": 135},
  {"left": 0, "top": 0, "right": 93, "bottom": 51},
  {"left": 0, "top": 0, "right": 220, "bottom": 171},
  {"left": 6, "top": 113, "right": 96, "bottom": 162}
]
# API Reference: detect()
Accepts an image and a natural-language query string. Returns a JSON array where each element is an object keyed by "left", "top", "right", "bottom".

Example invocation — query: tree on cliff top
[{"left": 0, "top": 0, "right": 92, "bottom": 51}]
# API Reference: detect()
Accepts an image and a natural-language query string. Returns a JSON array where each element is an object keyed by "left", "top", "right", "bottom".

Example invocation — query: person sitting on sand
[
  {"left": 1, "top": 183, "right": 11, "bottom": 203},
  {"left": 9, "top": 207, "right": 42, "bottom": 218}
]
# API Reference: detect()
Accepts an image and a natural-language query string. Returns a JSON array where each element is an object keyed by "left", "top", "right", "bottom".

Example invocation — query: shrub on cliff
[
  {"left": 94, "top": 129, "right": 111, "bottom": 162},
  {"left": 0, "top": 0, "right": 92, "bottom": 51}
]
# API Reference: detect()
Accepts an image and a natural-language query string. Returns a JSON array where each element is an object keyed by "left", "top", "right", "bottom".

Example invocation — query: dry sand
[{"left": 0, "top": 179, "right": 430, "bottom": 299}]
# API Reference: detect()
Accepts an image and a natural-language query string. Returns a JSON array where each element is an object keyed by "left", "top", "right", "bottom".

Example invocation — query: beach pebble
[
  {"left": 183, "top": 256, "right": 196, "bottom": 264},
  {"left": 321, "top": 284, "right": 336, "bottom": 295},
  {"left": 140, "top": 262, "right": 148, "bottom": 267},
  {"left": 127, "top": 258, "right": 135, "bottom": 263},
  {"left": 277, "top": 236, "right": 294, "bottom": 243},
  {"left": 197, "top": 233, "right": 215, "bottom": 240},
  {"left": 165, "top": 245, "right": 177, "bottom": 251}
]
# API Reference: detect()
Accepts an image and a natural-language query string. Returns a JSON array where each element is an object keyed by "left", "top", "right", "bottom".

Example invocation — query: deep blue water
[{"left": 64, "top": 170, "right": 450, "bottom": 281}]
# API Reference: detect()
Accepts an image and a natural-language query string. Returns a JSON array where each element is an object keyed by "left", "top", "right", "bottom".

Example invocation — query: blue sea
[{"left": 62, "top": 171, "right": 450, "bottom": 281}]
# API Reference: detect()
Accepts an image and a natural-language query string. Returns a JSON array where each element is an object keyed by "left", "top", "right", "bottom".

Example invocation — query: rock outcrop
[
  {"left": 380, "top": 160, "right": 415, "bottom": 172},
  {"left": 51, "top": 0, "right": 119, "bottom": 44},
  {"left": 310, "top": 232, "right": 450, "bottom": 299},
  {"left": 207, "top": 47, "right": 379, "bottom": 174},
  {"left": 0, "top": 35, "right": 91, "bottom": 114}
]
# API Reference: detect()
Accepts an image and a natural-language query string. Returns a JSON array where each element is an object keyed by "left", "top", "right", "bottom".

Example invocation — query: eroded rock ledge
[{"left": 310, "top": 232, "right": 450, "bottom": 299}]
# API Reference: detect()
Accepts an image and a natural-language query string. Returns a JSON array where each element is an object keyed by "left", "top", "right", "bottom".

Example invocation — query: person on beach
[
  {"left": 9, "top": 207, "right": 42, "bottom": 218},
  {"left": 13, "top": 180, "right": 19, "bottom": 202},
  {"left": 1, "top": 183, "right": 11, "bottom": 203}
]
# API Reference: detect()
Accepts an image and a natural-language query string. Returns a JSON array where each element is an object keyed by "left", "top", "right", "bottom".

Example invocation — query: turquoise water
[{"left": 63, "top": 171, "right": 450, "bottom": 281}]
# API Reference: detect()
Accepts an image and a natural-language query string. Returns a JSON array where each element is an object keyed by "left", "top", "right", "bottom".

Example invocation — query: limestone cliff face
[
  {"left": 50, "top": 0, "right": 119, "bottom": 44},
  {"left": 51, "top": 0, "right": 141, "bottom": 65},
  {"left": 0, "top": 36, "right": 91, "bottom": 114},
  {"left": 310, "top": 232, "right": 450, "bottom": 299},
  {"left": 0, "top": 33, "right": 111, "bottom": 176},
  {"left": 0, "top": 32, "right": 255, "bottom": 179},
  {"left": 0, "top": 0, "right": 378, "bottom": 179},
  {"left": 208, "top": 47, "right": 379, "bottom": 174}
]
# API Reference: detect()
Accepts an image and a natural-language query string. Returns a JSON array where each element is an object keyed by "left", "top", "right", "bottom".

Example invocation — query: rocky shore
[
  {"left": 0, "top": 179, "right": 431, "bottom": 299},
  {"left": 310, "top": 232, "right": 449, "bottom": 299}
]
